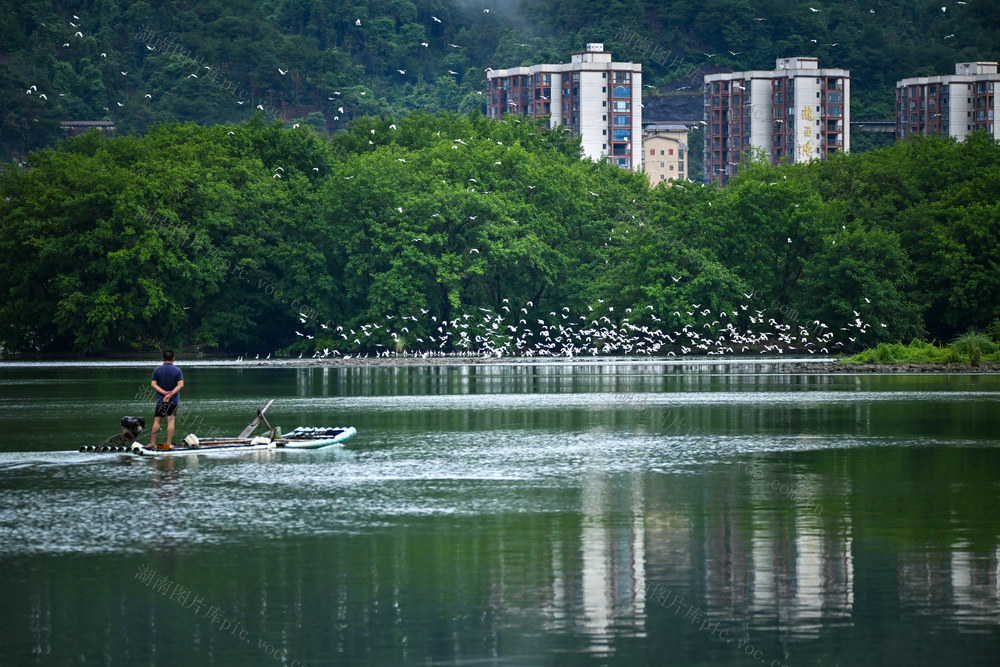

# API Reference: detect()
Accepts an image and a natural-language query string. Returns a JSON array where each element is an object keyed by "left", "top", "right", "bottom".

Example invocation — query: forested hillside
[
  {"left": 2, "top": 115, "right": 997, "bottom": 354},
  {"left": 3, "top": 0, "right": 999, "bottom": 158}
]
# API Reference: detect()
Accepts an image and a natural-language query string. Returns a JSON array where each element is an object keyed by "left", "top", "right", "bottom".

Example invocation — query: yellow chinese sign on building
[{"left": 798, "top": 106, "right": 815, "bottom": 161}]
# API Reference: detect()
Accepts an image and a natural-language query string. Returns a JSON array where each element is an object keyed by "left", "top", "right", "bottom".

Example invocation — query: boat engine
[{"left": 120, "top": 416, "right": 146, "bottom": 440}]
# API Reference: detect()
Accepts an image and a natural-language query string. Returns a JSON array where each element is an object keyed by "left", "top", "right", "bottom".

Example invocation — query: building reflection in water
[{"left": 535, "top": 467, "right": 997, "bottom": 656}]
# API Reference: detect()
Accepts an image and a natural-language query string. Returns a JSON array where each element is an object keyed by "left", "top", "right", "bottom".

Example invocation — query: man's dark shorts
[{"left": 154, "top": 402, "right": 178, "bottom": 417}]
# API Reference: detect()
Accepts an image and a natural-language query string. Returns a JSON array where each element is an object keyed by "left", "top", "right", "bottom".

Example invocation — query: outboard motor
[
  {"left": 120, "top": 416, "right": 146, "bottom": 441},
  {"left": 80, "top": 416, "right": 148, "bottom": 453}
]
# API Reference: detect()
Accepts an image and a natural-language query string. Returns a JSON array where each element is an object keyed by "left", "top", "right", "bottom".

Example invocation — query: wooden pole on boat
[{"left": 237, "top": 399, "right": 275, "bottom": 439}]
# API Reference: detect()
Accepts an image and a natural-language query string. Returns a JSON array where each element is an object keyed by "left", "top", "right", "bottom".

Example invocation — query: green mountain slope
[{"left": 3, "top": 0, "right": 998, "bottom": 158}]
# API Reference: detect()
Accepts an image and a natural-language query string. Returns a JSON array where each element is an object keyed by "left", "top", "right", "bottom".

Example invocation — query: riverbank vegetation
[
  {"left": 1, "top": 114, "right": 998, "bottom": 355},
  {"left": 843, "top": 328, "right": 1000, "bottom": 366}
]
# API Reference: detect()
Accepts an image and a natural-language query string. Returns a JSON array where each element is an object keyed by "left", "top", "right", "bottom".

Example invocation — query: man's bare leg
[
  {"left": 151, "top": 416, "right": 162, "bottom": 448},
  {"left": 165, "top": 415, "right": 175, "bottom": 448}
]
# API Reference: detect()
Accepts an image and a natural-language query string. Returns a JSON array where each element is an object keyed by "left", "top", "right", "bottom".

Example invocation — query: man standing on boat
[{"left": 150, "top": 350, "right": 184, "bottom": 451}]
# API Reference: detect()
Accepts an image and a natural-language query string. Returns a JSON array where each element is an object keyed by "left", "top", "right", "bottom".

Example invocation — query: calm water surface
[{"left": 1, "top": 359, "right": 998, "bottom": 666}]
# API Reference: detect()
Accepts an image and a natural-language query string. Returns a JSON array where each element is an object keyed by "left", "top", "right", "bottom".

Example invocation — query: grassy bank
[{"left": 842, "top": 332, "right": 999, "bottom": 366}]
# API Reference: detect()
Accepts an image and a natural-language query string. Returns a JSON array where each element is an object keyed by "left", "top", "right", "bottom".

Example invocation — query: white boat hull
[
  {"left": 83, "top": 426, "right": 358, "bottom": 456},
  {"left": 131, "top": 441, "right": 277, "bottom": 456},
  {"left": 280, "top": 426, "right": 357, "bottom": 449}
]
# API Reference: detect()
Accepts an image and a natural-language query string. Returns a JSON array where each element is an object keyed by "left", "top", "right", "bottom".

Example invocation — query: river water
[{"left": 0, "top": 359, "right": 998, "bottom": 666}]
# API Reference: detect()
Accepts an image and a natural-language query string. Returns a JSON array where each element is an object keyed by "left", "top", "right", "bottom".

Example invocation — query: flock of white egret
[{"left": 232, "top": 296, "right": 880, "bottom": 361}]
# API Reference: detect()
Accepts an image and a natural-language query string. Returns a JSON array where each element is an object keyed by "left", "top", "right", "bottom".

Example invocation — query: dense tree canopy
[{"left": 2, "top": 114, "right": 998, "bottom": 354}]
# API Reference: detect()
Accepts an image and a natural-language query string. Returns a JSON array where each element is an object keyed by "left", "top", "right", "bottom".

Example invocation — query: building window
[
  {"left": 650, "top": 148, "right": 655, "bottom": 155},
  {"left": 828, "top": 92, "right": 843, "bottom": 103},
  {"left": 614, "top": 72, "right": 630, "bottom": 84},
  {"left": 613, "top": 129, "right": 631, "bottom": 141},
  {"left": 613, "top": 101, "right": 631, "bottom": 111},
  {"left": 613, "top": 114, "right": 629, "bottom": 126},
  {"left": 660, "top": 162, "right": 664, "bottom": 167},
  {"left": 669, "top": 148, "right": 674, "bottom": 155},
  {"left": 613, "top": 86, "right": 629, "bottom": 97}
]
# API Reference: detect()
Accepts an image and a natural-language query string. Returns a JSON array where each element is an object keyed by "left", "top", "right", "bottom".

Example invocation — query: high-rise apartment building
[
  {"left": 486, "top": 43, "right": 642, "bottom": 170},
  {"left": 704, "top": 57, "right": 850, "bottom": 184},
  {"left": 896, "top": 62, "right": 999, "bottom": 141}
]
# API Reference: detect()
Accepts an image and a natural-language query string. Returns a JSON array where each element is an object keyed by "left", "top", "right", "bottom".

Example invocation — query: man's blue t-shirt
[{"left": 152, "top": 363, "right": 183, "bottom": 405}]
